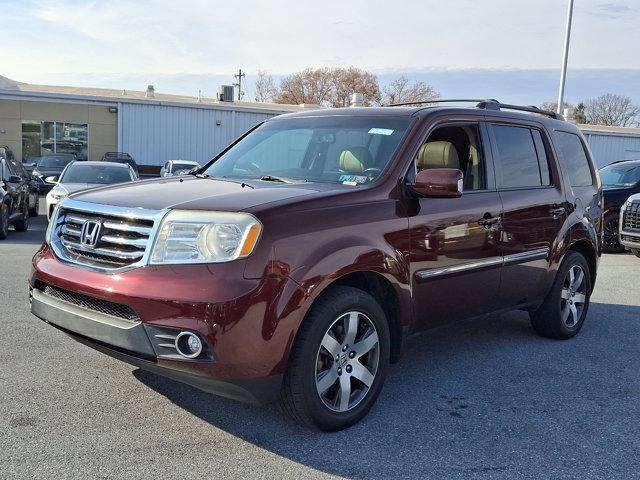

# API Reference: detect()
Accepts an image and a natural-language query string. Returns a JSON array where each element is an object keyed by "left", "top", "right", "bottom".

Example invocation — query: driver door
[{"left": 408, "top": 121, "right": 504, "bottom": 330}]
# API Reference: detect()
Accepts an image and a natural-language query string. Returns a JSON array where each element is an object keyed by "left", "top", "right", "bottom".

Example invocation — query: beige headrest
[
  {"left": 417, "top": 141, "right": 460, "bottom": 170},
  {"left": 339, "top": 147, "right": 373, "bottom": 173}
]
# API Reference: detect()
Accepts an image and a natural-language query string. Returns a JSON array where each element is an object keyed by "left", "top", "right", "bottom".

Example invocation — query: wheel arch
[{"left": 565, "top": 239, "right": 598, "bottom": 293}]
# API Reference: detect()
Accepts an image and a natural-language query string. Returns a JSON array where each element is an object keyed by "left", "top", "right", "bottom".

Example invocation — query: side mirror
[
  {"left": 8, "top": 174, "right": 22, "bottom": 183},
  {"left": 45, "top": 176, "right": 59, "bottom": 184},
  {"left": 410, "top": 168, "right": 463, "bottom": 198}
]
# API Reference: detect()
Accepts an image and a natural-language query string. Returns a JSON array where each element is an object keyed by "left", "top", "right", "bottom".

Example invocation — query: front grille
[
  {"left": 50, "top": 201, "right": 161, "bottom": 271},
  {"left": 623, "top": 202, "right": 640, "bottom": 231},
  {"left": 35, "top": 281, "right": 139, "bottom": 321}
]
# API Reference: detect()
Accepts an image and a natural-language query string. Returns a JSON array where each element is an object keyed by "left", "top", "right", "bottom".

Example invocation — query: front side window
[
  {"left": 202, "top": 116, "right": 412, "bottom": 184},
  {"left": 599, "top": 163, "right": 640, "bottom": 188},
  {"left": 493, "top": 125, "right": 551, "bottom": 188},
  {"left": 555, "top": 131, "right": 593, "bottom": 187},
  {"left": 416, "top": 124, "right": 486, "bottom": 191}
]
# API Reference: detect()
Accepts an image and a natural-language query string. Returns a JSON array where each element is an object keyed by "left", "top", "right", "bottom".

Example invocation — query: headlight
[
  {"left": 48, "top": 191, "right": 66, "bottom": 202},
  {"left": 149, "top": 210, "right": 262, "bottom": 264}
]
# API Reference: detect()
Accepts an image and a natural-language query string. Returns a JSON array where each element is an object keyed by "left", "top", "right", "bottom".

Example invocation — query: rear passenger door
[{"left": 488, "top": 122, "right": 568, "bottom": 308}]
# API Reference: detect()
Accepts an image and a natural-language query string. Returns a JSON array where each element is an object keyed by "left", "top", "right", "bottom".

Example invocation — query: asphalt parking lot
[{"left": 1, "top": 202, "right": 639, "bottom": 480}]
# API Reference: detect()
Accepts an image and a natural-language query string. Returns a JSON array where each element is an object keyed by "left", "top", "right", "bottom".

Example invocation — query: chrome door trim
[
  {"left": 415, "top": 247, "right": 550, "bottom": 280},
  {"left": 415, "top": 256, "right": 503, "bottom": 280},
  {"left": 503, "top": 247, "right": 550, "bottom": 265}
]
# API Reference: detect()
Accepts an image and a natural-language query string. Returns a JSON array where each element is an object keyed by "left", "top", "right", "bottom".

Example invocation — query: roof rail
[{"left": 385, "top": 98, "right": 565, "bottom": 121}]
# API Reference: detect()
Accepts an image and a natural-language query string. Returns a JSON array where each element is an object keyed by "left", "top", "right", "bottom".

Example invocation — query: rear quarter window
[{"left": 554, "top": 131, "right": 593, "bottom": 187}]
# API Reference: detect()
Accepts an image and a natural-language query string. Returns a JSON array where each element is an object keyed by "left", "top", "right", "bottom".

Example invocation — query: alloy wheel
[
  {"left": 315, "top": 311, "right": 380, "bottom": 412},
  {"left": 560, "top": 265, "right": 587, "bottom": 328},
  {"left": 603, "top": 216, "right": 621, "bottom": 251}
]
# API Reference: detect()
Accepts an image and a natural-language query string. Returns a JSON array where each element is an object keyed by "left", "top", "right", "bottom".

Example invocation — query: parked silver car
[
  {"left": 160, "top": 160, "right": 199, "bottom": 177},
  {"left": 620, "top": 193, "right": 640, "bottom": 258},
  {"left": 46, "top": 161, "right": 138, "bottom": 219}
]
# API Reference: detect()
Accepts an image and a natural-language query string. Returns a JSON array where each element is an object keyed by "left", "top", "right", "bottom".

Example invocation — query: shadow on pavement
[{"left": 133, "top": 301, "right": 640, "bottom": 478}]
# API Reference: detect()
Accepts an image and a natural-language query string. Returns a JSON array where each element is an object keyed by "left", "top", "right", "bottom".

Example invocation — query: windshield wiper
[{"left": 260, "top": 175, "right": 297, "bottom": 184}]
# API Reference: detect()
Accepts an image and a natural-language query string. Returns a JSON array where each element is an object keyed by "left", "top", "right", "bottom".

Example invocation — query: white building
[{"left": 0, "top": 75, "right": 313, "bottom": 173}]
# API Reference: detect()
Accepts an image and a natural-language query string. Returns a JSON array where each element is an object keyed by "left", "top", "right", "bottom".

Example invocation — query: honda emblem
[{"left": 80, "top": 220, "right": 102, "bottom": 248}]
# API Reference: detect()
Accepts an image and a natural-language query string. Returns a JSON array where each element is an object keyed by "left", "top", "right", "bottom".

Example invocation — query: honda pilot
[{"left": 30, "top": 100, "right": 602, "bottom": 431}]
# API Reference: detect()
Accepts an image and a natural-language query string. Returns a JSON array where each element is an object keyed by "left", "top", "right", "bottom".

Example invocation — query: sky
[{"left": 1, "top": 0, "right": 639, "bottom": 105}]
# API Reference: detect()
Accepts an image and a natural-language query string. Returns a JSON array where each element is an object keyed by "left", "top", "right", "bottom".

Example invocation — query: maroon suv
[{"left": 30, "top": 100, "right": 602, "bottom": 431}]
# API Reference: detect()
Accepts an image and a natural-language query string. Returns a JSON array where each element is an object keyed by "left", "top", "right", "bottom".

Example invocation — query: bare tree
[
  {"left": 382, "top": 76, "right": 439, "bottom": 105},
  {"left": 539, "top": 101, "right": 572, "bottom": 113},
  {"left": 254, "top": 71, "right": 278, "bottom": 103},
  {"left": 585, "top": 93, "right": 640, "bottom": 127},
  {"left": 274, "top": 67, "right": 380, "bottom": 107},
  {"left": 331, "top": 67, "right": 381, "bottom": 107}
]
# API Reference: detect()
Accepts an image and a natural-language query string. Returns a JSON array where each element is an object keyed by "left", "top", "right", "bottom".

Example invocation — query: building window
[{"left": 21, "top": 121, "right": 88, "bottom": 161}]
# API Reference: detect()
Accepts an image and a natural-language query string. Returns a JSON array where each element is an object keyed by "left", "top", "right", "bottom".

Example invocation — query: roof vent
[
  {"left": 350, "top": 92, "right": 364, "bottom": 107},
  {"left": 145, "top": 85, "right": 155, "bottom": 98}
]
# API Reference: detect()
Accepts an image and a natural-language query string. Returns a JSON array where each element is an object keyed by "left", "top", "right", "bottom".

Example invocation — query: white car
[
  {"left": 160, "top": 160, "right": 200, "bottom": 177},
  {"left": 46, "top": 161, "right": 138, "bottom": 220}
]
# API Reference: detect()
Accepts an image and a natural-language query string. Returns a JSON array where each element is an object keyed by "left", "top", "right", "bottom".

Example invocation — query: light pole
[{"left": 557, "top": 0, "right": 575, "bottom": 115}]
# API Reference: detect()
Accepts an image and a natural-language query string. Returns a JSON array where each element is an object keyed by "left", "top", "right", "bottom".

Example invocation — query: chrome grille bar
[{"left": 50, "top": 198, "right": 166, "bottom": 273}]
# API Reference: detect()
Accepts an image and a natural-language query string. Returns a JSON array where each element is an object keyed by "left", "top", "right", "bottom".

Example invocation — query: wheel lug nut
[
  {"left": 346, "top": 365, "right": 352, "bottom": 374},
  {"left": 342, "top": 345, "right": 348, "bottom": 352},
  {"left": 337, "top": 367, "right": 342, "bottom": 375},
  {"left": 349, "top": 351, "right": 355, "bottom": 358}
]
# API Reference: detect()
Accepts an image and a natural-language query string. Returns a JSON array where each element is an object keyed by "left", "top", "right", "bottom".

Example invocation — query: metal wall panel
[
  {"left": 582, "top": 132, "right": 640, "bottom": 168},
  {"left": 119, "top": 103, "right": 277, "bottom": 167}
]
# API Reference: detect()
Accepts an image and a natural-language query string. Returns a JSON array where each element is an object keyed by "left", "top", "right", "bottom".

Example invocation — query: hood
[
  {"left": 53, "top": 183, "right": 101, "bottom": 196},
  {"left": 69, "top": 176, "right": 342, "bottom": 212}
]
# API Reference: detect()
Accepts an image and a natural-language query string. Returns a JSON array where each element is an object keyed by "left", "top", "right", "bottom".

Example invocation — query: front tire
[
  {"left": 530, "top": 251, "right": 591, "bottom": 339},
  {"left": 281, "top": 286, "right": 390, "bottom": 431},
  {"left": 13, "top": 203, "right": 29, "bottom": 232},
  {"left": 603, "top": 212, "right": 624, "bottom": 253}
]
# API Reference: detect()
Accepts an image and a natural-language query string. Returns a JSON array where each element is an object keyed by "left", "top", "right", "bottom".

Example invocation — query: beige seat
[
  {"left": 339, "top": 147, "right": 373, "bottom": 173},
  {"left": 417, "top": 141, "right": 460, "bottom": 170}
]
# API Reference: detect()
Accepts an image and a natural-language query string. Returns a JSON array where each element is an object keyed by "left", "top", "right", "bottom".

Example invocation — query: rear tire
[
  {"left": 603, "top": 212, "right": 624, "bottom": 253},
  {"left": 530, "top": 251, "right": 591, "bottom": 340},
  {"left": 13, "top": 203, "right": 29, "bottom": 232},
  {"left": 632, "top": 249, "right": 640, "bottom": 259},
  {"left": 0, "top": 204, "right": 8, "bottom": 240},
  {"left": 281, "top": 286, "right": 390, "bottom": 431},
  {"left": 29, "top": 195, "right": 39, "bottom": 217}
]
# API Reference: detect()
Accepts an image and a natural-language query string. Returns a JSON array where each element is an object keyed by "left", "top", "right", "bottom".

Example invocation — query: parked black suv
[
  {"left": 1, "top": 146, "right": 32, "bottom": 239},
  {"left": 599, "top": 160, "right": 640, "bottom": 252},
  {"left": 101, "top": 152, "right": 139, "bottom": 176}
]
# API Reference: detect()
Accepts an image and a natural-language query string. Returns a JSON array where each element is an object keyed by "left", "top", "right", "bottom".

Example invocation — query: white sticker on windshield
[{"left": 368, "top": 128, "right": 394, "bottom": 136}]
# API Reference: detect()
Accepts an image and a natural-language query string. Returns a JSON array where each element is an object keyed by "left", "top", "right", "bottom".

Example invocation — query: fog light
[{"left": 175, "top": 332, "right": 203, "bottom": 359}]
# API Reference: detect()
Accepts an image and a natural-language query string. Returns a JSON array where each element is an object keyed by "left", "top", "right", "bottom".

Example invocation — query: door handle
[{"left": 478, "top": 213, "right": 501, "bottom": 228}]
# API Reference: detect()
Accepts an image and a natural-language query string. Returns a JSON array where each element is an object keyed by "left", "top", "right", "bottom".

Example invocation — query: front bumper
[
  {"left": 620, "top": 230, "right": 640, "bottom": 250},
  {"left": 30, "top": 245, "right": 304, "bottom": 404}
]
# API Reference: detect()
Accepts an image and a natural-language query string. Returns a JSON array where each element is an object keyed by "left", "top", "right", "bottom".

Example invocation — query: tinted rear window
[
  {"left": 493, "top": 125, "right": 551, "bottom": 188},
  {"left": 555, "top": 132, "right": 593, "bottom": 187}
]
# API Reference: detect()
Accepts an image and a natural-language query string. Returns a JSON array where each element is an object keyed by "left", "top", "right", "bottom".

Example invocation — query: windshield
[
  {"left": 202, "top": 116, "right": 412, "bottom": 184},
  {"left": 37, "top": 155, "right": 76, "bottom": 168},
  {"left": 60, "top": 164, "right": 133, "bottom": 184},
  {"left": 600, "top": 163, "right": 640, "bottom": 187}
]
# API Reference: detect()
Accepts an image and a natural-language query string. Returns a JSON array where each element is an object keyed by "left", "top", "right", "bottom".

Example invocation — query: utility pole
[
  {"left": 556, "top": 0, "right": 574, "bottom": 115},
  {"left": 234, "top": 68, "right": 245, "bottom": 101}
]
